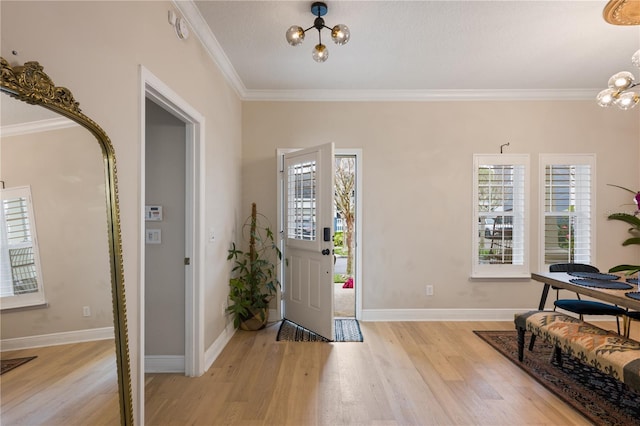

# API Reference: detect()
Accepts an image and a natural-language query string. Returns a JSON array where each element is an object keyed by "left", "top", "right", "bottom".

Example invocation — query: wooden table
[{"left": 531, "top": 271, "right": 640, "bottom": 311}]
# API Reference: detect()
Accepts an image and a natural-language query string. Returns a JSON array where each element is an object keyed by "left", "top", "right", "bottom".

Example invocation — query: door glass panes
[
  {"left": 477, "top": 164, "right": 525, "bottom": 265},
  {"left": 287, "top": 160, "right": 317, "bottom": 241},
  {"left": 543, "top": 164, "right": 591, "bottom": 265}
]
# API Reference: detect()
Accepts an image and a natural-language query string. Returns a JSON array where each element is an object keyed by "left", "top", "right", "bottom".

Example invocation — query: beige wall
[
  {"left": 2, "top": 1, "right": 243, "bottom": 420},
  {"left": 3, "top": 0, "right": 640, "bottom": 421},
  {"left": 242, "top": 101, "right": 640, "bottom": 311},
  {"left": 1, "top": 124, "right": 113, "bottom": 337}
]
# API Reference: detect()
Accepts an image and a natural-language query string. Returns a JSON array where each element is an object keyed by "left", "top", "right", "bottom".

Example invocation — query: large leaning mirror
[{"left": 0, "top": 58, "right": 133, "bottom": 425}]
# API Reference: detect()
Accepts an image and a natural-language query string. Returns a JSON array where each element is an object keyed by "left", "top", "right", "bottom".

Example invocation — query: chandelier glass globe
[
  {"left": 331, "top": 24, "right": 350, "bottom": 45},
  {"left": 286, "top": 26, "right": 305, "bottom": 46},
  {"left": 312, "top": 44, "right": 328, "bottom": 63},
  {"left": 615, "top": 91, "right": 639, "bottom": 110},
  {"left": 596, "top": 88, "right": 616, "bottom": 107},
  {"left": 632, "top": 49, "right": 640, "bottom": 68},
  {"left": 608, "top": 71, "right": 635, "bottom": 90}
]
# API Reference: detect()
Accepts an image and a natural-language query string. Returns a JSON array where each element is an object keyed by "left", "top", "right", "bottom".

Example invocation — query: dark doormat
[
  {"left": 1, "top": 356, "right": 37, "bottom": 375},
  {"left": 277, "top": 318, "right": 363, "bottom": 342},
  {"left": 474, "top": 330, "right": 640, "bottom": 426}
]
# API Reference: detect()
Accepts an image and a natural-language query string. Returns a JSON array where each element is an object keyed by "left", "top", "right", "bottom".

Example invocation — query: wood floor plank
[
  {"left": 4, "top": 320, "right": 620, "bottom": 424},
  {"left": 146, "top": 320, "right": 605, "bottom": 425},
  {"left": 0, "top": 339, "right": 119, "bottom": 425}
]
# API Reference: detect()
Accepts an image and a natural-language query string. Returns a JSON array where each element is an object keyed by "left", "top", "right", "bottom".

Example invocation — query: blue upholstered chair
[
  {"left": 550, "top": 263, "right": 624, "bottom": 334},
  {"left": 529, "top": 263, "right": 626, "bottom": 351}
]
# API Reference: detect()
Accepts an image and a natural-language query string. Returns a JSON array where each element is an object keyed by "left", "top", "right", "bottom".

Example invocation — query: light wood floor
[
  {"left": 145, "top": 320, "right": 633, "bottom": 425},
  {"left": 2, "top": 321, "right": 631, "bottom": 425},
  {"left": 0, "top": 339, "right": 120, "bottom": 425}
]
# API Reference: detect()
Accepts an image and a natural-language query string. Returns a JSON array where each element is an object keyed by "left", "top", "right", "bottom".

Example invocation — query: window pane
[
  {"left": 4, "top": 197, "right": 32, "bottom": 244},
  {"left": 543, "top": 163, "right": 591, "bottom": 265},
  {"left": 287, "top": 160, "right": 316, "bottom": 241},
  {"left": 477, "top": 164, "right": 524, "bottom": 265},
  {"left": 473, "top": 154, "right": 529, "bottom": 278},
  {"left": 8, "top": 247, "right": 38, "bottom": 294},
  {"left": 1, "top": 192, "right": 40, "bottom": 298}
]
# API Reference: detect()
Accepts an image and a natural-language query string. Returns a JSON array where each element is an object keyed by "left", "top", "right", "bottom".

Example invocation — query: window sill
[
  {"left": 1, "top": 301, "right": 49, "bottom": 312},
  {"left": 470, "top": 274, "right": 531, "bottom": 281}
]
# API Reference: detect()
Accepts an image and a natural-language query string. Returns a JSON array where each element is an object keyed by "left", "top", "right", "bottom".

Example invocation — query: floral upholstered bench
[{"left": 514, "top": 310, "right": 640, "bottom": 392}]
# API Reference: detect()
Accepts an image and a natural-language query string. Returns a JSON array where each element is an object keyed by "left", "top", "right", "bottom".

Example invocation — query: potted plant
[
  {"left": 227, "top": 203, "right": 281, "bottom": 330},
  {"left": 607, "top": 184, "right": 640, "bottom": 276}
]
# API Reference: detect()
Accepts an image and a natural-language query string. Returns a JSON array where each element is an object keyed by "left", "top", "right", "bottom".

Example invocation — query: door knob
[{"left": 321, "top": 249, "right": 331, "bottom": 255}]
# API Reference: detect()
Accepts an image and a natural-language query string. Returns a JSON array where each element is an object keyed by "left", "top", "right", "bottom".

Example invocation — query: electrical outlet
[
  {"left": 426, "top": 285, "right": 434, "bottom": 296},
  {"left": 82, "top": 306, "right": 91, "bottom": 317}
]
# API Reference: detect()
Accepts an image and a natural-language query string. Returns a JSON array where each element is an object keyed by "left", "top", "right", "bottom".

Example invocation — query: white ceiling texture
[{"left": 177, "top": 0, "right": 640, "bottom": 102}]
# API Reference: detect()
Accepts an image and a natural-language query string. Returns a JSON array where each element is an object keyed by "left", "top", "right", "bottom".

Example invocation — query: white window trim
[
  {"left": 538, "top": 154, "right": 596, "bottom": 272},
  {"left": 472, "top": 154, "right": 530, "bottom": 279},
  {"left": 1, "top": 185, "right": 47, "bottom": 310}
]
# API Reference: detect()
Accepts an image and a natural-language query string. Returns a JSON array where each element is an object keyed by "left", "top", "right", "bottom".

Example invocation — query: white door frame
[
  {"left": 139, "top": 66, "right": 206, "bottom": 420},
  {"left": 276, "top": 148, "right": 362, "bottom": 320}
]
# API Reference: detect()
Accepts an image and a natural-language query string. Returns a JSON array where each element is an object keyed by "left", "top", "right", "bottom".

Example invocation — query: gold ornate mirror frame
[{"left": 0, "top": 57, "right": 133, "bottom": 426}]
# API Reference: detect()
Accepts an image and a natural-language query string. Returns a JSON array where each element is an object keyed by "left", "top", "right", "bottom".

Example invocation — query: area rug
[
  {"left": 474, "top": 330, "right": 640, "bottom": 426},
  {"left": 1, "top": 356, "right": 37, "bottom": 375},
  {"left": 276, "top": 319, "right": 363, "bottom": 342}
]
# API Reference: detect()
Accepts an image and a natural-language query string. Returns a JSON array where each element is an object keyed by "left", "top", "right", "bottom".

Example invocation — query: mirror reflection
[{"left": 0, "top": 92, "right": 120, "bottom": 424}]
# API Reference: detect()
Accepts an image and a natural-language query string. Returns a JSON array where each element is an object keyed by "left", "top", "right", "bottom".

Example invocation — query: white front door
[{"left": 282, "top": 143, "right": 335, "bottom": 340}]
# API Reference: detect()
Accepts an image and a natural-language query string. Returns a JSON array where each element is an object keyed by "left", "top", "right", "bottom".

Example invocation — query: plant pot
[{"left": 239, "top": 307, "right": 269, "bottom": 331}]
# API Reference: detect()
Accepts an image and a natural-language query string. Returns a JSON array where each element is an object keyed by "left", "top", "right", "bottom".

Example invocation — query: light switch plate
[{"left": 146, "top": 229, "right": 161, "bottom": 244}]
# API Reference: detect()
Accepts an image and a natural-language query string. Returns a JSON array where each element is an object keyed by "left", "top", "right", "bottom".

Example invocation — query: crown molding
[
  {"left": 173, "top": 1, "right": 600, "bottom": 103},
  {"left": 1, "top": 117, "right": 78, "bottom": 137},
  {"left": 173, "top": 0, "right": 248, "bottom": 99},
  {"left": 240, "top": 88, "right": 599, "bottom": 102}
]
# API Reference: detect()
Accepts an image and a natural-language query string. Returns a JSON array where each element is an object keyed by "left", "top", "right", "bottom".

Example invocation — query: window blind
[
  {"left": 286, "top": 160, "right": 317, "bottom": 241},
  {"left": 1, "top": 186, "right": 44, "bottom": 306},
  {"left": 473, "top": 154, "right": 530, "bottom": 278},
  {"left": 543, "top": 162, "right": 592, "bottom": 266}
]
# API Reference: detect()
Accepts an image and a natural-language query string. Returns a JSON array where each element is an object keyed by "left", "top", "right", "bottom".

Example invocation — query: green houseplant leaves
[
  {"left": 226, "top": 203, "right": 281, "bottom": 329},
  {"left": 607, "top": 185, "right": 640, "bottom": 276}
]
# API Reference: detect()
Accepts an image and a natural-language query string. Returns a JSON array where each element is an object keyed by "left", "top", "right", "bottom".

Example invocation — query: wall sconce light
[{"left": 285, "top": 2, "right": 350, "bottom": 63}]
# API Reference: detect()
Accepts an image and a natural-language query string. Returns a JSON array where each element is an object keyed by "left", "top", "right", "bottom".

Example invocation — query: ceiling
[{"left": 177, "top": 0, "right": 640, "bottom": 101}]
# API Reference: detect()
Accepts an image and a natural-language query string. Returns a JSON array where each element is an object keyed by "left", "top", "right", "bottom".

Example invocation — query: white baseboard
[
  {"left": 360, "top": 308, "right": 624, "bottom": 322},
  {"left": 360, "top": 308, "right": 531, "bottom": 322},
  {"left": 0, "top": 327, "right": 114, "bottom": 352},
  {"left": 144, "top": 322, "right": 237, "bottom": 374},
  {"left": 145, "top": 355, "right": 185, "bottom": 373},
  {"left": 205, "top": 320, "right": 236, "bottom": 372}
]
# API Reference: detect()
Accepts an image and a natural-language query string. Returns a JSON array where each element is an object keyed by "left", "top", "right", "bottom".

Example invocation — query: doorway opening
[
  {"left": 333, "top": 154, "right": 357, "bottom": 318},
  {"left": 276, "top": 148, "right": 362, "bottom": 325},
  {"left": 140, "top": 66, "right": 206, "bottom": 388},
  {"left": 144, "top": 99, "right": 186, "bottom": 372}
]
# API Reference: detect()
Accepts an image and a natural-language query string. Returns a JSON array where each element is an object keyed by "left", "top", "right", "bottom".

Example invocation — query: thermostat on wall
[{"left": 145, "top": 205, "right": 163, "bottom": 221}]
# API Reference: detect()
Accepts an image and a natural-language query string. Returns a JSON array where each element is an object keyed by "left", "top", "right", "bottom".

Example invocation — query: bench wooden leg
[
  {"left": 517, "top": 326, "right": 525, "bottom": 361},
  {"left": 550, "top": 346, "right": 562, "bottom": 366},
  {"left": 528, "top": 334, "right": 537, "bottom": 351}
]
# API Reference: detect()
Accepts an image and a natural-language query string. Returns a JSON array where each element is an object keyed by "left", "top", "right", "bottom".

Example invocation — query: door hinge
[{"left": 184, "top": 257, "right": 191, "bottom": 265}]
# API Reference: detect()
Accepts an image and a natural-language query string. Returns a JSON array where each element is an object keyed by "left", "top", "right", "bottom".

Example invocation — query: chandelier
[
  {"left": 596, "top": 49, "right": 640, "bottom": 110},
  {"left": 285, "top": 2, "right": 350, "bottom": 63}
]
